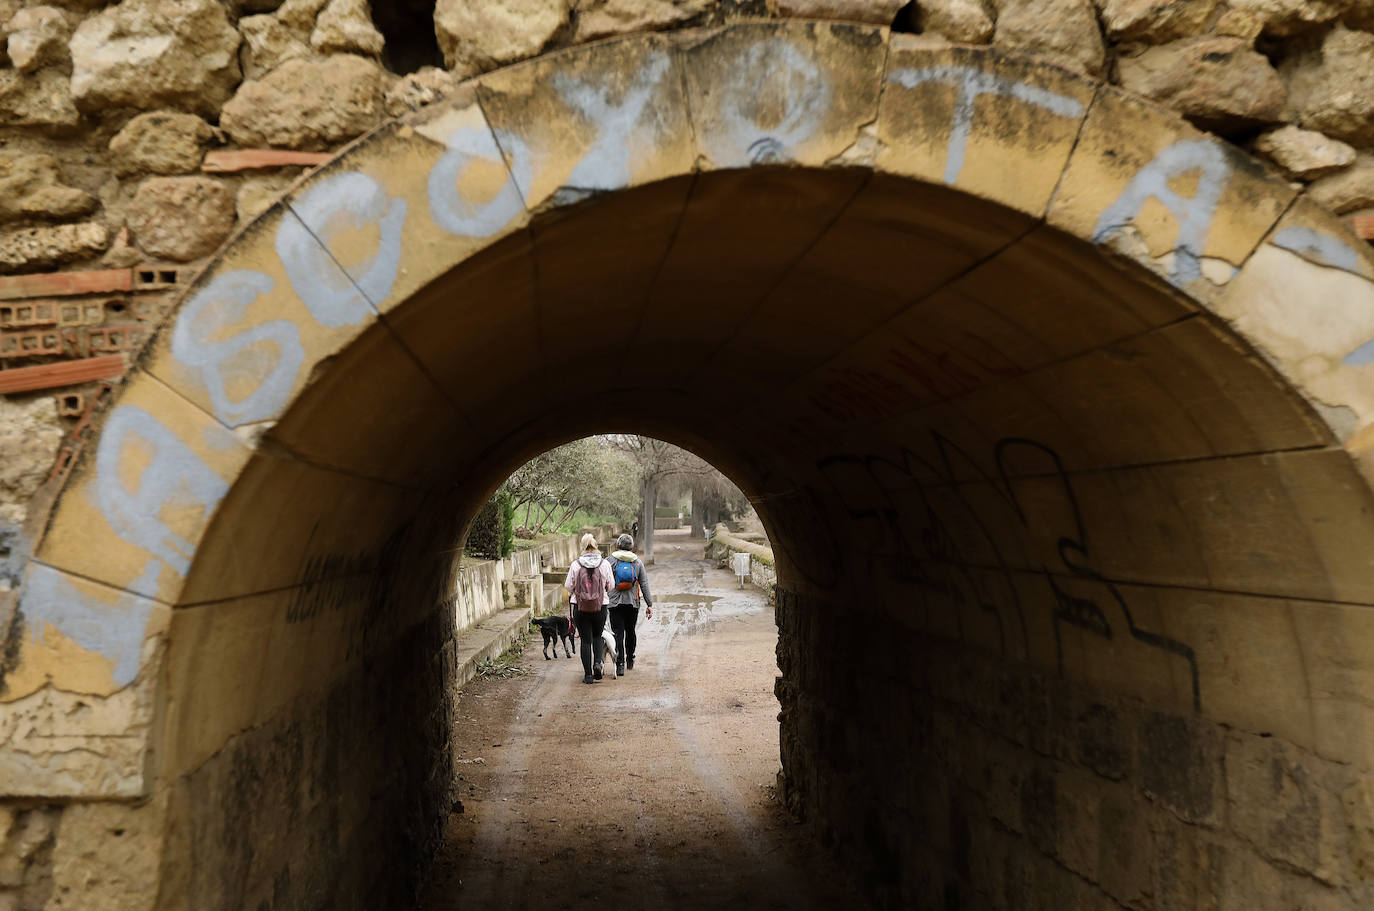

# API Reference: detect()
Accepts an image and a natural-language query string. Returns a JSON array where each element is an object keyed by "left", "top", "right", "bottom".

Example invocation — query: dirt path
[{"left": 420, "top": 533, "right": 848, "bottom": 911}]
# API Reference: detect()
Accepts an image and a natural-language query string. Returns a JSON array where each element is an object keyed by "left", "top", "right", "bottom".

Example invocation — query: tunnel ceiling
[{"left": 10, "top": 22, "right": 1374, "bottom": 802}]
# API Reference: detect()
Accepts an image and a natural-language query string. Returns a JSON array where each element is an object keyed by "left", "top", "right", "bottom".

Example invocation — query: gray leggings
[{"left": 574, "top": 608, "right": 606, "bottom": 677}]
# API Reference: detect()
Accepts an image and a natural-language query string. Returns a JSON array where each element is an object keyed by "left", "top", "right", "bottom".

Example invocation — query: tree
[
  {"left": 504, "top": 438, "right": 638, "bottom": 536},
  {"left": 604, "top": 436, "right": 718, "bottom": 561}
]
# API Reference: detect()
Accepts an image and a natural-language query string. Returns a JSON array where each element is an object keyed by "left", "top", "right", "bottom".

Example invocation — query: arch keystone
[
  {"left": 476, "top": 33, "right": 693, "bottom": 209},
  {"left": 680, "top": 21, "right": 887, "bottom": 170}
]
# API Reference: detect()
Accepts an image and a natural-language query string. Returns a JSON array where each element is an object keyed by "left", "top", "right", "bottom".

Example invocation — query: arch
[{"left": 7, "top": 20, "right": 1374, "bottom": 909}]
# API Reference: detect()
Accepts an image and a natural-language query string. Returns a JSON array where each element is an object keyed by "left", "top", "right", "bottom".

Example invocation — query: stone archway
[{"left": 6, "top": 21, "right": 1374, "bottom": 910}]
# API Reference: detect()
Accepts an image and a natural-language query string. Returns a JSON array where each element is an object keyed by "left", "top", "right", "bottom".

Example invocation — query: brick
[
  {"left": 0, "top": 354, "right": 124, "bottom": 393},
  {"left": 56, "top": 392, "right": 84, "bottom": 416},
  {"left": 56, "top": 300, "right": 105, "bottom": 327},
  {"left": 86, "top": 326, "right": 145, "bottom": 353},
  {"left": 1353, "top": 214, "right": 1374, "bottom": 242},
  {"left": 0, "top": 300, "right": 56, "bottom": 328},
  {"left": 0, "top": 328, "right": 61, "bottom": 358},
  {"left": 132, "top": 264, "right": 186, "bottom": 290},
  {"left": 1138, "top": 711, "right": 1224, "bottom": 826},
  {"left": 201, "top": 149, "right": 331, "bottom": 173},
  {"left": 0, "top": 269, "right": 132, "bottom": 301}
]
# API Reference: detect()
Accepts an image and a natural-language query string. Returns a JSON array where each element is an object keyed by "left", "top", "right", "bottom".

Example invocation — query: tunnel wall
[
  {"left": 149, "top": 487, "right": 467, "bottom": 911},
  {"left": 779, "top": 586, "right": 1374, "bottom": 909}
]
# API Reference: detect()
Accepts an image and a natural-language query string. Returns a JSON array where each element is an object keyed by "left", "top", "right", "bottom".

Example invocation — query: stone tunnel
[{"left": 5, "top": 6, "right": 1374, "bottom": 911}]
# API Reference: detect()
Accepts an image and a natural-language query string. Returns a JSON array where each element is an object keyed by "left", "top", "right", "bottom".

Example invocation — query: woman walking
[{"left": 564, "top": 533, "right": 612, "bottom": 683}]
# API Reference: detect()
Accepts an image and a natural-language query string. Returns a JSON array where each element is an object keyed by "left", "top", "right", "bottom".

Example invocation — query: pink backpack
[{"left": 575, "top": 563, "right": 604, "bottom": 612}]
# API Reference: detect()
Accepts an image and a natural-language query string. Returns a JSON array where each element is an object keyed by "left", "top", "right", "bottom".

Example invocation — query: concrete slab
[{"left": 453, "top": 605, "right": 535, "bottom": 690}]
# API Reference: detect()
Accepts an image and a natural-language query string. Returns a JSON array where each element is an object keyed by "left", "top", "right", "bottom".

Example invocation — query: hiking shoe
[
  {"left": 616, "top": 659, "right": 625, "bottom": 676},
  {"left": 593, "top": 664, "right": 603, "bottom": 680},
  {"left": 583, "top": 675, "right": 594, "bottom": 684},
  {"left": 626, "top": 657, "right": 635, "bottom": 670}
]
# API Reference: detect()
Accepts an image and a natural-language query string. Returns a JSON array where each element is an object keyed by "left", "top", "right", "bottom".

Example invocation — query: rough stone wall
[
  {"left": 776, "top": 585, "right": 1374, "bottom": 910},
  {"left": 4, "top": 0, "right": 1374, "bottom": 565}
]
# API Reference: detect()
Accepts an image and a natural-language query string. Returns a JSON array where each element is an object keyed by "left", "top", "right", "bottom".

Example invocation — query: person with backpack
[
  {"left": 607, "top": 533, "right": 653, "bottom": 676},
  {"left": 564, "top": 533, "right": 612, "bottom": 683}
]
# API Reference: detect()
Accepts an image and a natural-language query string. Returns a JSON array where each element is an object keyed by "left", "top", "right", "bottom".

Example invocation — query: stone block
[
  {"left": 1117, "top": 36, "right": 1286, "bottom": 136},
  {"left": 1053, "top": 765, "right": 1102, "bottom": 881},
  {"left": 46, "top": 796, "right": 165, "bottom": 910},
  {"left": 221, "top": 54, "right": 385, "bottom": 151},
  {"left": 878, "top": 40, "right": 1094, "bottom": 218},
  {"left": 1216, "top": 199, "right": 1374, "bottom": 447},
  {"left": 0, "top": 222, "right": 108, "bottom": 273},
  {"left": 1072, "top": 698, "right": 1131, "bottom": 781},
  {"left": 5, "top": 6, "right": 72, "bottom": 74},
  {"left": 434, "top": 0, "right": 570, "bottom": 78},
  {"left": 33, "top": 371, "right": 251, "bottom": 604},
  {"left": 1226, "top": 731, "right": 1343, "bottom": 883},
  {"left": 109, "top": 111, "right": 213, "bottom": 177},
  {"left": 1049, "top": 85, "right": 1294, "bottom": 303},
  {"left": 68, "top": 0, "right": 241, "bottom": 116},
  {"left": 680, "top": 21, "right": 887, "bottom": 170},
  {"left": 993, "top": 0, "right": 1105, "bottom": 77},
  {"left": 135, "top": 190, "right": 382, "bottom": 435},
  {"left": 476, "top": 33, "right": 693, "bottom": 211},
  {"left": 0, "top": 69, "right": 79, "bottom": 133},
  {"left": 1137, "top": 709, "right": 1223, "bottom": 826},
  {"left": 1253, "top": 125, "right": 1357, "bottom": 180},
  {"left": 1096, "top": 787, "right": 1152, "bottom": 906},
  {"left": 575, "top": 0, "right": 712, "bottom": 41},
  {"left": 0, "top": 151, "right": 95, "bottom": 223}
]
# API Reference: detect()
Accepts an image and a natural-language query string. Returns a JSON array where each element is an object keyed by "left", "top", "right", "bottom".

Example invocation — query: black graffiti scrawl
[{"left": 815, "top": 433, "right": 1201, "bottom": 712}]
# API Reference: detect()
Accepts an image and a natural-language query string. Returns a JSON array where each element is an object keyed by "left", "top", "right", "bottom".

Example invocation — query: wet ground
[{"left": 419, "top": 531, "right": 851, "bottom": 911}]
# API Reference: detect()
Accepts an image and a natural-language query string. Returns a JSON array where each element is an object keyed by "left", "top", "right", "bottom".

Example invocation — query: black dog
[{"left": 531, "top": 616, "right": 574, "bottom": 659}]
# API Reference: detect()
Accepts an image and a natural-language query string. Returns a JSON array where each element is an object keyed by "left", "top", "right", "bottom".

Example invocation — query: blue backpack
[{"left": 612, "top": 558, "right": 637, "bottom": 591}]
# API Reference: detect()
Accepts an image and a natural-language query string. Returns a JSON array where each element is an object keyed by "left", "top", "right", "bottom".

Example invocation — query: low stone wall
[
  {"left": 705, "top": 524, "right": 777, "bottom": 601},
  {"left": 453, "top": 531, "right": 587, "bottom": 631}
]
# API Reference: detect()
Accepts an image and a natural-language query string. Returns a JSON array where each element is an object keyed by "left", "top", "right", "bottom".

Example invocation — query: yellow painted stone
[
  {"left": 1217, "top": 200, "right": 1374, "bottom": 449},
  {"left": 311, "top": 98, "right": 532, "bottom": 314},
  {"left": 141, "top": 199, "right": 383, "bottom": 432},
  {"left": 35, "top": 372, "right": 251, "bottom": 604},
  {"left": 878, "top": 39, "right": 1096, "bottom": 217},
  {"left": 1, "top": 565, "right": 167, "bottom": 797},
  {"left": 476, "top": 34, "right": 694, "bottom": 210},
  {"left": 680, "top": 21, "right": 887, "bottom": 170},
  {"left": 1049, "top": 86, "right": 1295, "bottom": 301}
]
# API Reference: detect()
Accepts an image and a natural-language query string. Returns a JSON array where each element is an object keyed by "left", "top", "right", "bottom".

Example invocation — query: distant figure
[
  {"left": 607, "top": 533, "right": 653, "bottom": 676},
  {"left": 565, "top": 533, "right": 612, "bottom": 684},
  {"left": 631, "top": 519, "right": 640, "bottom": 540}
]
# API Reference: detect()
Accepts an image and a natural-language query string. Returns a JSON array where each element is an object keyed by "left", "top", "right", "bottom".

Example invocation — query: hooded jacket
[
  {"left": 564, "top": 552, "right": 612, "bottom": 607},
  {"left": 606, "top": 550, "right": 652, "bottom": 607}
]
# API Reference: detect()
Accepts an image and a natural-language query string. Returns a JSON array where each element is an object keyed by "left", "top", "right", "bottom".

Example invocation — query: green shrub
[{"left": 466, "top": 489, "right": 516, "bottom": 560}]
